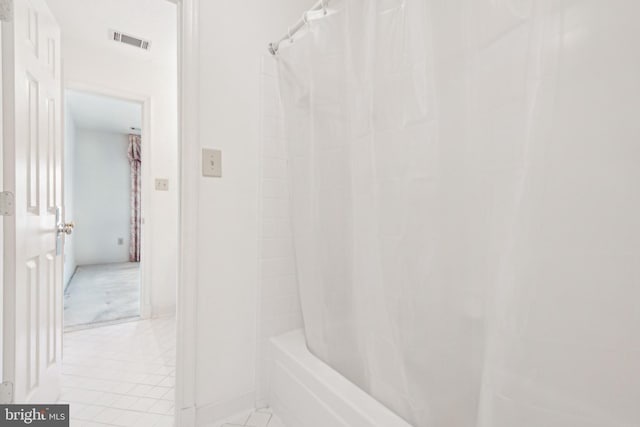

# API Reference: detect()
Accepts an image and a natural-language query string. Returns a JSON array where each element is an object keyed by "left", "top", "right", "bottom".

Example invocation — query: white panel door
[{"left": 2, "top": 0, "right": 63, "bottom": 403}]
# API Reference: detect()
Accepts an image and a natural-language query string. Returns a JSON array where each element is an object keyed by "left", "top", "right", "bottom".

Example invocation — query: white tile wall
[{"left": 256, "top": 55, "right": 304, "bottom": 406}]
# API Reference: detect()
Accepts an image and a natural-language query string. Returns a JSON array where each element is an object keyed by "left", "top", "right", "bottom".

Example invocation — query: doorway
[
  {"left": 2, "top": 0, "right": 182, "bottom": 422},
  {"left": 46, "top": 0, "right": 179, "bottom": 421},
  {"left": 63, "top": 89, "right": 144, "bottom": 330}
]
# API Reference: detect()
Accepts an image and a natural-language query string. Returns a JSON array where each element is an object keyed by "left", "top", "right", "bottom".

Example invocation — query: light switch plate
[
  {"left": 202, "top": 148, "right": 222, "bottom": 177},
  {"left": 155, "top": 178, "right": 169, "bottom": 191}
]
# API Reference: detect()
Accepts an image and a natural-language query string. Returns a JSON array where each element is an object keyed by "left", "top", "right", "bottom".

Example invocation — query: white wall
[
  {"left": 191, "top": 1, "right": 312, "bottom": 424},
  {"left": 60, "top": 9, "right": 178, "bottom": 316},
  {"left": 73, "top": 129, "right": 131, "bottom": 266},
  {"left": 0, "top": 28, "right": 4, "bottom": 379},
  {"left": 63, "top": 105, "right": 77, "bottom": 286}
]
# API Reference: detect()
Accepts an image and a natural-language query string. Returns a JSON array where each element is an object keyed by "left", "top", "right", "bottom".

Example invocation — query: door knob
[
  {"left": 57, "top": 221, "right": 75, "bottom": 235},
  {"left": 54, "top": 206, "right": 73, "bottom": 256}
]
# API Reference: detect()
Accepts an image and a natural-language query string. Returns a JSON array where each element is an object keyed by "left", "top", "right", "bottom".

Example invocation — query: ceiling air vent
[{"left": 109, "top": 30, "right": 151, "bottom": 51}]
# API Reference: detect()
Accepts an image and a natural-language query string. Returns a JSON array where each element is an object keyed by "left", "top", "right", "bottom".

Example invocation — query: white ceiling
[
  {"left": 46, "top": 0, "right": 176, "bottom": 65},
  {"left": 66, "top": 90, "right": 142, "bottom": 135}
]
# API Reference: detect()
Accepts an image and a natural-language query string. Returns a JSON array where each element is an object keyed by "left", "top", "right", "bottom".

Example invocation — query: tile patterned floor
[
  {"left": 210, "top": 407, "right": 287, "bottom": 427},
  {"left": 59, "top": 316, "right": 176, "bottom": 427},
  {"left": 64, "top": 262, "right": 140, "bottom": 330}
]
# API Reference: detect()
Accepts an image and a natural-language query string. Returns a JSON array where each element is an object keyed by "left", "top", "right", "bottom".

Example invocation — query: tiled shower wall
[{"left": 256, "top": 55, "right": 304, "bottom": 406}]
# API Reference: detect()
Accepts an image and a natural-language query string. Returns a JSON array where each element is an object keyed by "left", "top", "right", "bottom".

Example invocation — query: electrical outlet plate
[
  {"left": 155, "top": 178, "right": 169, "bottom": 191},
  {"left": 202, "top": 148, "right": 222, "bottom": 177}
]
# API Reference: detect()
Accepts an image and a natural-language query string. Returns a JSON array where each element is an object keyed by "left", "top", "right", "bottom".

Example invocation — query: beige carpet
[{"left": 64, "top": 262, "right": 140, "bottom": 330}]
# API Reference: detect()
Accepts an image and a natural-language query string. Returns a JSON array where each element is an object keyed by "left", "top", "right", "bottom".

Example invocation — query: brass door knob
[{"left": 57, "top": 221, "right": 75, "bottom": 235}]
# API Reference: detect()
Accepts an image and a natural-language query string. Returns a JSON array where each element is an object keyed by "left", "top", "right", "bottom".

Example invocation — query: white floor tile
[
  {"left": 147, "top": 386, "right": 172, "bottom": 399},
  {"left": 60, "top": 317, "right": 176, "bottom": 426},
  {"left": 152, "top": 414, "right": 175, "bottom": 427},
  {"left": 160, "top": 388, "right": 175, "bottom": 402},
  {"left": 129, "top": 397, "right": 159, "bottom": 412},
  {"left": 135, "top": 413, "right": 164, "bottom": 426},
  {"left": 68, "top": 402, "right": 88, "bottom": 418},
  {"left": 111, "top": 409, "right": 145, "bottom": 427},
  {"left": 207, "top": 407, "right": 288, "bottom": 427},
  {"left": 246, "top": 410, "right": 272, "bottom": 427},
  {"left": 93, "top": 392, "right": 120, "bottom": 407},
  {"left": 148, "top": 399, "right": 174, "bottom": 415},
  {"left": 110, "top": 382, "right": 137, "bottom": 395},
  {"left": 74, "top": 404, "right": 105, "bottom": 421},
  {"left": 111, "top": 395, "right": 139, "bottom": 410},
  {"left": 140, "top": 373, "right": 167, "bottom": 386},
  {"left": 158, "top": 376, "right": 175, "bottom": 387},
  {"left": 128, "top": 384, "right": 154, "bottom": 397},
  {"left": 267, "top": 417, "right": 286, "bottom": 427},
  {"left": 93, "top": 407, "right": 127, "bottom": 424}
]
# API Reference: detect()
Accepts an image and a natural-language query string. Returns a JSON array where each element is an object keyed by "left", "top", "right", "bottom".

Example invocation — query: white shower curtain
[{"left": 276, "top": 1, "right": 640, "bottom": 426}]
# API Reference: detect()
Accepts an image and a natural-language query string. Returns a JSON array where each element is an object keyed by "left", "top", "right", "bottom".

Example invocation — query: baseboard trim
[
  {"left": 151, "top": 304, "right": 176, "bottom": 319},
  {"left": 177, "top": 405, "right": 196, "bottom": 427},
  {"left": 195, "top": 392, "right": 255, "bottom": 427}
]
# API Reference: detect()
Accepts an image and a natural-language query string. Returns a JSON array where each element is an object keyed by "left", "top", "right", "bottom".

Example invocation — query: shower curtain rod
[{"left": 268, "top": 0, "right": 331, "bottom": 55}]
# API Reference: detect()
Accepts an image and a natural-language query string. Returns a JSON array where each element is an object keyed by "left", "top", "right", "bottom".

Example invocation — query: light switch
[
  {"left": 155, "top": 178, "right": 169, "bottom": 191},
  {"left": 202, "top": 148, "right": 222, "bottom": 177}
]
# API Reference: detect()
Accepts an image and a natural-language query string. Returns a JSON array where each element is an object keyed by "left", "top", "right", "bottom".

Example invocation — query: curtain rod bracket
[{"left": 267, "top": 0, "right": 331, "bottom": 56}]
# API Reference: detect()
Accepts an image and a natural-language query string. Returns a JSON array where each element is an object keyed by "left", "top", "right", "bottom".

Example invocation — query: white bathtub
[{"left": 268, "top": 330, "right": 413, "bottom": 427}]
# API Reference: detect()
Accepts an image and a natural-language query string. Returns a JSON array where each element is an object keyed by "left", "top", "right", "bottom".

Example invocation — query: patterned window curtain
[
  {"left": 0, "top": 0, "right": 13, "bottom": 22},
  {"left": 127, "top": 135, "right": 142, "bottom": 263}
]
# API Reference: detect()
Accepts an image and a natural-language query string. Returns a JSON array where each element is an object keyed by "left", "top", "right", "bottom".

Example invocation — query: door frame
[
  {"left": 174, "top": 0, "right": 199, "bottom": 425},
  {"left": 0, "top": 26, "right": 4, "bottom": 384},
  {"left": 62, "top": 81, "right": 153, "bottom": 320},
  {"left": 1, "top": 0, "right": 199, "bottom": 416}
]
